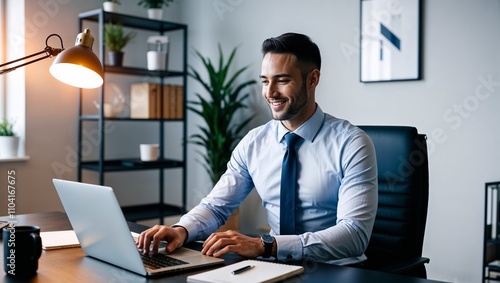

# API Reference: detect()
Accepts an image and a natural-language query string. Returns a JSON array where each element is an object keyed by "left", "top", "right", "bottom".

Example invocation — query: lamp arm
[{"left": 0, "top": 34, "right": 64, "bottom": 75}]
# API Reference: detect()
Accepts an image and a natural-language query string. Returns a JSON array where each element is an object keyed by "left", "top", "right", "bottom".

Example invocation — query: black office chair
[{"left": 357, "top": 126, "right": 430, "bottom": 278}]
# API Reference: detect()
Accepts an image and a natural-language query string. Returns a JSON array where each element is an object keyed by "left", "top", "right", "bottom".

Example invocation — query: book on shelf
[
  {"left": 167, "top": 84, "right": 184, "bottom": 120},
  {"left": 130, "top": 82, "right": 183, "bottom": 119}
]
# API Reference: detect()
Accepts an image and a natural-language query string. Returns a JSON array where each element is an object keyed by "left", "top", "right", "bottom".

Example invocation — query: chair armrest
[{"left": 379, "top": 257, "right": 430, "bottom": 274}]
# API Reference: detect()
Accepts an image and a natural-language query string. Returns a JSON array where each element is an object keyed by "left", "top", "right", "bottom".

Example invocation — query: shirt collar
[{"left": 277, "top": 105, "right": 325, "bottom": 143}]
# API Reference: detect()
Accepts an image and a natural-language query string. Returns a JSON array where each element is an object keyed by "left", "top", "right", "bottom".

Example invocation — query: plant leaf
[{"left": 188, "top": 45, "right": 256, "bottom": 184}]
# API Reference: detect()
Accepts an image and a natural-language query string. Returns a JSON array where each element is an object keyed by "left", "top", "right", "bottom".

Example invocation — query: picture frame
[{"left": 360, "top": 0, "right": 422, "bottom": 82}]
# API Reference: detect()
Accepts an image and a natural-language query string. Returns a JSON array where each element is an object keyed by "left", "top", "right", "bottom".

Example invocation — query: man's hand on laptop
[
  {"left": 136, "top": 225, "right": 188, "bottom": 255},
  {"left": 201, "top": 230, "right": 265, "bottom": 258}
]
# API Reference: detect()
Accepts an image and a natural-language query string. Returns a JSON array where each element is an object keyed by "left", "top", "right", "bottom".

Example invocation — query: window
[
  {"left": 0, "top": 0, "right": 28, "bottom": 160},
  {"left": 0, "top": 0, "right": 5, "bottom": 119}
]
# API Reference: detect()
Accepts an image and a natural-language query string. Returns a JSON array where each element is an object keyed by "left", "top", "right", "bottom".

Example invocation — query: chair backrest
[{"left": 358, "top": 126, "right": 429, "bottom": 267}]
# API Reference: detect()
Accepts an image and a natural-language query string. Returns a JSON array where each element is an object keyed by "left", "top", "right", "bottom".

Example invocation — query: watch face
[{"left": 262, "top": 234, "right": 273, "bottom": 244}]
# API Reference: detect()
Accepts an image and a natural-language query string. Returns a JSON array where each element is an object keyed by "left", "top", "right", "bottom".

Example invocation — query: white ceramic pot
[
  {"left": 140, "top": 144, "right": 159, "bottom": 161},
  {"left": 147, "top": 8, "right": 163, "bottom": 20},
  {"left": 147, "top": 51, "right": 167, "bottom": 70},
  {"left": 0, "top": 136, "right": 19, "bottom": 158},
  {"left": 103, "top": 2, "right": 119, "bottom": 13}
]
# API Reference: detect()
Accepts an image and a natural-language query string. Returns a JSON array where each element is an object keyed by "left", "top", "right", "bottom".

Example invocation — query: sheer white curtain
[
  {"left": 0, "top": 0, "right": 6, "bottom": 119},
  {"left": 1, "top": 0, "right": 27, "bottom": 159}
]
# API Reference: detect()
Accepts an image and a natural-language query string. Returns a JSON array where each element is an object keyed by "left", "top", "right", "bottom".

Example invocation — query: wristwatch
[{"left": 261, "top": 234, "right": 274, "bottom": 258}]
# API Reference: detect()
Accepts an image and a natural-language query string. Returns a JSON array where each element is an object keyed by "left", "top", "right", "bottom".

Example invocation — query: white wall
[
  {"left": 1, "top": 0, "right": 499, "bottom": 282},
  {"left": 181, "top": 1, "right": 500, "bottom": 282}
]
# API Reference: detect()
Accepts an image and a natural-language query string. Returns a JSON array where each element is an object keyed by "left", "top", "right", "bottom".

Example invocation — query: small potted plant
[
  {"left": 103, "top": 0, "right": 121, "bottom": 13},
  {"left": 138, "top": 0, "right": 175, "bottom": 20},
  {"left": 103, "top": 23, "right": 136, "bottom": 66},
  {"left": 0, "top": 118, "right": 19, "bottom": 158}
]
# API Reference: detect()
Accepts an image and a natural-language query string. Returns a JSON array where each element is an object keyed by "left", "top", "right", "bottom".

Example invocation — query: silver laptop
[{"left": 52, "top": 179, "right": 224, "bottom": 276}]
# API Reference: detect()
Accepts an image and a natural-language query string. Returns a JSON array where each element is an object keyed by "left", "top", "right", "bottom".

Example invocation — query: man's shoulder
[
  {"left": 322, "top": 113, "right": 364, "bottom": 136},
  {"left": 321, "top": 113, "right": 376, "bottom": 157}
]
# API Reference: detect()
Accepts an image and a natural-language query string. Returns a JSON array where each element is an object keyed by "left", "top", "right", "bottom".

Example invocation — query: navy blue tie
[{"left": 280, "top": 133, "right": 301, "bottom": 235}]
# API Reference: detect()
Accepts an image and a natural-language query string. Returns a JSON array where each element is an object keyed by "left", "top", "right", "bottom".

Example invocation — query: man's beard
[{"left": 271, "top": 82, "right": 308, "bottom": 121}]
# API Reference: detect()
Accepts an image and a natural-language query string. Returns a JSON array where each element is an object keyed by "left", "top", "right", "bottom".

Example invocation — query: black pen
[{"left": 231, "top": 265, "right": 254, "bottom": 275}]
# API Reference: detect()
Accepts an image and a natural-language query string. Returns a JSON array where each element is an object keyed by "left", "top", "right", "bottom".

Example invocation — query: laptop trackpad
[{"left": 169, "top": 247, "right": 204, "bottom": 257}]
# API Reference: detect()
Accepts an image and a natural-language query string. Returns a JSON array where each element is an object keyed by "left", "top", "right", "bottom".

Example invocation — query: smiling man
[{"left": 138, "top": 32, "right": 378, "bottom": 265}]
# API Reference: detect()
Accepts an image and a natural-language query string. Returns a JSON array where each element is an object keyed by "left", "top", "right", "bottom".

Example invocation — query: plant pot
[
  {"left": 103, "top": 2, "right": 119, "bottom": 13},
  {"left": 147, "top": 8, "right": 163, "bottom": 20},
  {"left": 0, "top": 136, "right": 19, "bottom": 158},
  {"left": 108, "top": 51, "right": 124, "bottom": 66}
]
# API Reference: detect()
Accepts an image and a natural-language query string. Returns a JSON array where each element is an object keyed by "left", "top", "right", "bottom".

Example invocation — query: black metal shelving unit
[
  {"left": 77, "top": 9, "right": 188, "bottom": 224},
  {"left": 484, "top": 182, "right": 500, "bottom": 282}
]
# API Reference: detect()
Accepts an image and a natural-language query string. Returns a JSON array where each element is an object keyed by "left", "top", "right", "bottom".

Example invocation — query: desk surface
[{"left": 0, "top": 212, "right": 447, "bottom": 283}]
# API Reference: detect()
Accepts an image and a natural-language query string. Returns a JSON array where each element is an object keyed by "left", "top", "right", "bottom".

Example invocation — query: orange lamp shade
[{"left": 50, "top": 29, "right": 103, "bottom": 89}]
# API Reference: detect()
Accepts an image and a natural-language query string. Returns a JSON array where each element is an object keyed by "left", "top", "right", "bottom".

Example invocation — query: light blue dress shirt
[{"left": 176, "top": 106, "right": 378, "bottom": 265}]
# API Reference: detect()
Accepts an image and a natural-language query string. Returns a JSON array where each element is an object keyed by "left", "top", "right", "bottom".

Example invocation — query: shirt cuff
[
  {"left": 172, "top": 220, "right": 197, "bottom": 243},
  {"left": 275, "top": 235, "right": 303, "bottom": 261}
]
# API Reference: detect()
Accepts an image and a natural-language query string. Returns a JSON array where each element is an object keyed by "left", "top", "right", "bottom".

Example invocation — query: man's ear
[{"left": 308, "top": 69, "right": 320, "bottom": 88}]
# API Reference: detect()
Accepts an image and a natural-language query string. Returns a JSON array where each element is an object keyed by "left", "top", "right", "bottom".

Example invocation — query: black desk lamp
[{"left": 0, "top": 29, "right": 103, "bottom": 89}]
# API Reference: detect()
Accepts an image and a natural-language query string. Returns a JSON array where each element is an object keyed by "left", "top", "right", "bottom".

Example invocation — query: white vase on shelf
[
  {"left": 147, "top": 8, "right": 163, "bottom": 20},
  {"left": 103, "top": 2, "right": 120, "bottom": 13}
]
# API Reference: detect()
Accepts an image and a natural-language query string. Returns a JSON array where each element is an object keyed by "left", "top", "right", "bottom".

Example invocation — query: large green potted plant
[
  {"left": 188, "top": 45, "right": 256, "bottom": 230},
  {"left": 0, "top": 118, "right": 19, "bottom": 158},
  {"left": 103, "top": 23, "right": 136, "bottom": 66}
]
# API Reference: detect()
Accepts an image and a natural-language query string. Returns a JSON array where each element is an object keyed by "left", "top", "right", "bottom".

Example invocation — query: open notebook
[
  {"left": 187, "top": 260, "right": 304, "bottom": 283},
  {"left": 40, "top": 230, "right": 80, "bottom": 250}
]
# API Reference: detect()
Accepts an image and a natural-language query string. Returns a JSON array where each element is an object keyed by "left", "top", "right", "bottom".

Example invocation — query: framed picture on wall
[{"left": 360, "top": 0, "right": 422, "bottom": 82}]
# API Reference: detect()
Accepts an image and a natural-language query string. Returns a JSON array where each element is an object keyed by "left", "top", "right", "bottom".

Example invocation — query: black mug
[{"left": 3, "top": 225, "right": 42, "bottom": 277}]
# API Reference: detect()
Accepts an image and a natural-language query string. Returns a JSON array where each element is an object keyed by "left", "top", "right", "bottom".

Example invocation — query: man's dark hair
[{"left": 261, "top": 33, "right": 321, "bottom": 74}]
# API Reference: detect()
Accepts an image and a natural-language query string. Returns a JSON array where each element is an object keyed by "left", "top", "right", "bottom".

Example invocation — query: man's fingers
[
  {"left": 166, "top": 241, "right": 178, "bottom": 254},
  {"left": 203, "top": 234, "right": 234, "bottom": 256},
  {"left": 201, "top": 230, "right": 262, "bottom": 258},
  {"left": 151, "top": 235, "right": 162, "bottom": 254},
  {"left": 201, "top": 232, "right": 225, "bottom": 255},
  {"left": 138, "top": 225, "right": 163, "bottom": 254},
  {"left": 136, "top": 225, "right": 187, "bottom": 255}
]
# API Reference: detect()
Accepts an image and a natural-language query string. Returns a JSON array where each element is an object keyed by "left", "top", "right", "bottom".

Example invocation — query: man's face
[{"left": 260, "top": 53, "right": 312, "bottom": 130}]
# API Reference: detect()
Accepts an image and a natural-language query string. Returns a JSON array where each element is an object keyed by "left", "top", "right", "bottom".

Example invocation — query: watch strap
[{"left": 261, "top": 234, "right": 274, "bottom": 258}]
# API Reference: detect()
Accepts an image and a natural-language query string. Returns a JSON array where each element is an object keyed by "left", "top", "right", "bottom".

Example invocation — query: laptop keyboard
[
  {"left": 141, "top": 253, "right": 188, "bottom": 270},
  {"left": 133, "top": 235, "right": 188, "bottom": 270}
]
